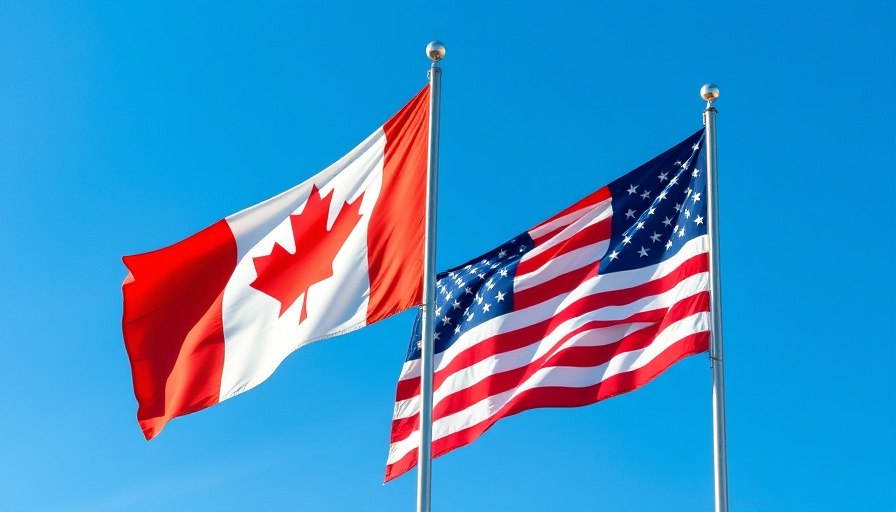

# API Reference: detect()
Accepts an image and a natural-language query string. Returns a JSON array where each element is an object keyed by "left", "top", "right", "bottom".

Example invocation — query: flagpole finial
[
  {"left": 426, "top": 41, "right": 446, "bottom": 62},
  {"left": 701, "top": 84, "right": 720, "bottom": 105}
]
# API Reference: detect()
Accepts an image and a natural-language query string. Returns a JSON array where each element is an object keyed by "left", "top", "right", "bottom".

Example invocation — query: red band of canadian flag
[{"left": 122, "top": 86, "right": 430, "bottom": 440}]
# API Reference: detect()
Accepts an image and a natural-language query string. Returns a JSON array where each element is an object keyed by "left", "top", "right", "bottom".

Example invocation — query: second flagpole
[
  {"left": 418, "top": 40, "right": 445, "bottom": 512},
  {"left": 701, "top": 83, "right": 729, "bottom": 512}
]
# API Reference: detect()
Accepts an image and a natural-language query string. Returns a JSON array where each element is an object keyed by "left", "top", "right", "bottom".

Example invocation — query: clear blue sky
[{"left": 2, "top": 1, "right": 894, "bottom": 511}]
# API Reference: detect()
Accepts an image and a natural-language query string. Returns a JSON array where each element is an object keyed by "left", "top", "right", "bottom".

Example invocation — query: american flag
[{"left": 385, "top": 129, "right": 712, "bottom": 481}]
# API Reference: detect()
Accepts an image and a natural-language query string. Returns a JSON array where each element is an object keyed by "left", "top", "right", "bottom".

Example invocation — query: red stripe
[
  {"left": 385, "top": 331, "right": 709, "bottom": 481},
  {"left": 366, "top": 86, "right": 430, "bottom": 323},
  {"left": 384, "top": 445, "right": 420, "bottom": 483},
  {"left": 516, "top": 216, "right": 611, "bottom": 275},
  {"left": 122, "top": 220, "right": 236, "bottom": 440},
  {"left": 390, "top": 292, "right": 709, "bottom": 443},
  {"left": 395, "top": 253, "right": 709, "bottom": 402},
  {"left": 529, "top": 186, "right": 611, "bottom": 235}
]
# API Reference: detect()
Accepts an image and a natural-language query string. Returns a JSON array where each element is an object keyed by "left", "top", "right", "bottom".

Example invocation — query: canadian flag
[{"left": 122, "top": 86, "right": 429, "bottom": 439}]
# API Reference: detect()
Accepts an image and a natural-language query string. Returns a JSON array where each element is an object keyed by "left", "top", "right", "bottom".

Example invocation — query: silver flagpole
[
  {"left": 701, "top": 83, "right": 729, "bottom": 512},
  {"left": 417, "top": 40, "right": 445, "bottom": 512}
]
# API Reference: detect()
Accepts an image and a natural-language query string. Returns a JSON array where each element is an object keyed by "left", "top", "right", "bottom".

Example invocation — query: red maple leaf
[{"left": 250, "top": 185, "right": 365, "bottom": 323}]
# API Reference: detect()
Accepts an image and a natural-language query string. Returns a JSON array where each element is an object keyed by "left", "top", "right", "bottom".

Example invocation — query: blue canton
[
  {"left": 600, "top": 129, "right": 707, "bottom": 273},
  {"left": 405, "top": 234, "right": 534, "bottom": 361}
]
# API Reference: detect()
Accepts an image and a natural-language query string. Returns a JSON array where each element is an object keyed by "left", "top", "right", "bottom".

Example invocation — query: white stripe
[
  {"left": 521, "top": 201, "right": 612, "bottom": 263},
  {"left": 527, "top": 196, "right": 611, "bottom": 240},
  {"left": 387, "top": 311, "right": 709, "bottom": 464},
  {"left": 513, "top": 240, "right": 608, "bottom": 293}
]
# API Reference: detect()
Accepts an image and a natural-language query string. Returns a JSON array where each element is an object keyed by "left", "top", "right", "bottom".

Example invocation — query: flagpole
[
  {"left": 701, "top": 83, "right": 729, "bottom": 512},
  {"left": 417, "top": 40, "right": 445, "bottom": 512}
]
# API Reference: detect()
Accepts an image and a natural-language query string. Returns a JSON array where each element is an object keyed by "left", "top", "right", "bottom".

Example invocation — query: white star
[
  {"left": 465, "top": 287, "right": 473, "bottom": 295},
  {"left": 681, "top": 160, "right": 690, "bottom": 170},
  {"left": 475, "top": 294, "right": 483, "bottom": 305},
  {"left": 466, "top": 312, "right": 475, "bottom": 322},
  {"left": 456, "top": 280, "right": 465, "bottom": 288},
  {"left": 684, "top": 209, "right": 691, "bottom": 219},
  {"left": 496, "top": 291, "right": 506, "bottom": 302},
  {"left": 670, "top": 176, "right": 679, "bottom": 186},
  {"left": 666, "top": 240, "right": 673, "bottom": 250},
  {"left": 482, "top": 303, "right": 491, "bottom": 313},
  {"left": 674, "top": 203, "right": 682, "bottom": 212},
  {"left": 625, "top": 209, "right": 636, "bottom": 219},
  {"left": 455, "top": 325, "right": 461, "bottom": 334},
  {"left": 627, "top": 184, "right": 638, "bottom": 195},
  {"left": 648, "top": 207, "right": 656, "bottom": 215},
  {"left": 481, "top": 259, "right": 489, "bottom": 265},
  {"left": 434, "top": 331, "right": 441, "bottom": 341},
  {"left": 650, "top": 232, "right": 662, "bottom": 243},
  {"left": 486, "top": 279, "right": 495, "bottom": 290},
  {"left": 441, "top": 315, "right": 451, "bottom": 325},
  {"left": 658, "top": 172, "right": 669, "bottom": 182},
  {"left": 692, "top": 192, "right": 701, "bottom": 202},
  {"left": 435, "top": 306, "right": 442, "bottom": 316},
  {"left": 678, "top": 227, "right": 686, "bottom": 238},
  {"left": 640, "top": 190, "right": 651, "bottom": 200},
  {"left": 673, "top": 225, "right": 680, "bottom": 234},
  {"left": 638, "top": 246, "right": 649, "bottom": 257},
  {"left": 498, "top": 249, "right": 507, "bottom": 258},
  {"left": 657, "top": 190, "right": 667, "bottom": 201},
  {"left": 478, "top": 273, "right": 486, "bottom": 280},
  {"left": 452, "top": 299, "right": 462, "bottom": 310},
  {"left": 448, "top": 271, "right": 456, "bottom": 278},
  {"left": 692, "top": 143, "right": 700, "bottom": 150},
  {"left": 695, "top": 215, "right": 704, "bottom": 225},
  {"left": 623, "top": 235, "right": 632, "bottom": 245},
  {"left": 684, "top": 187, "right": 692, "bottom": 197},
  {"left": 636, "top": 221, "right": 645, "bottom": 230},
  {"left": 674, "top": 160, "right": 682, "bottom": 166},
  {"left": 445, "top": 291, "right": 453, "bottom": 301},
  {"left": 608, "top": 250, "right": 619, "bottom": 260},
  {"left": 468, "top": 267, "right": 478, "bottom": 274},
  {"left": 662, "top": 216, "right": 673, "bottom": 227},
  {"left": 519, "top": 245, "right": 527, "bottom": 252},
  {"left": 499, "top": 268, "right": 508, "bottom": 277},
  {"left": 692, "top": 168, "right": 700, "bottom": 177}
]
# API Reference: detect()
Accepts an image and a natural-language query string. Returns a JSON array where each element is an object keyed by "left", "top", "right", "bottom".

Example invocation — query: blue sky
[{"left": 1, "top": 1, "right": 894, "bottom": 511}]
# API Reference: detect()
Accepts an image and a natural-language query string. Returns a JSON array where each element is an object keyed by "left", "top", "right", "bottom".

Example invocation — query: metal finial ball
[
  {"left": 701, "top": 84, "right": 720, "bottom": 102},
  {"left": 426, "top": 41, "right": 446, "bottom": 62}
]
